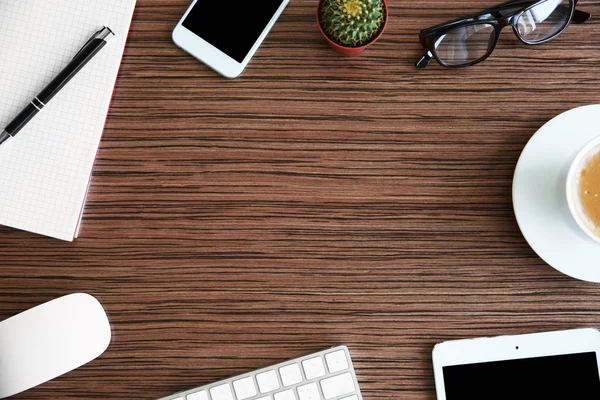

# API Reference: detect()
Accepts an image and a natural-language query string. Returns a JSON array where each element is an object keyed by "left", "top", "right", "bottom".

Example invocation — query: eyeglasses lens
[
  {"left": 516, "top": 0, "right": 572, "bottom": 43},
  {"left": 434, "top": 24, "right": 496, "bottom": 67}
]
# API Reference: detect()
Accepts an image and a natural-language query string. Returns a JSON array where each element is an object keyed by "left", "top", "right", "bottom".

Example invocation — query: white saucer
[{"left": 513, "top": 105, "right": 600, "bottom": 282}]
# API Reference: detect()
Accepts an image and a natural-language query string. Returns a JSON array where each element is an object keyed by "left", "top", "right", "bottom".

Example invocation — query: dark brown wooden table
[{"left": 2, "top": 1, "right": 600, "bottom": 399}]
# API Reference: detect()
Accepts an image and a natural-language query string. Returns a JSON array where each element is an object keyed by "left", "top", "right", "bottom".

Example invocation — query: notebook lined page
[{"left": 0, "top": 0, "right": 136, "bottom": 241}]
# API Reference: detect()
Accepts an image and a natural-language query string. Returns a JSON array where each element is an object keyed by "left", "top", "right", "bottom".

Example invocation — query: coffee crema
[{"left": 579, "top": 151, "right": 600, "bottom": 232}]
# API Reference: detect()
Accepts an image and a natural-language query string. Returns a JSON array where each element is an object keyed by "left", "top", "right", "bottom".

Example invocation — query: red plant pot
[{"left": 317, "top": 0, "right": 388, "bottom": 56}]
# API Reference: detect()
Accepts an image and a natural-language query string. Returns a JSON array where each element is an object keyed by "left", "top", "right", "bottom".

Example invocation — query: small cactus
[{"left": 319, "top": 0, "right": 385, "bottom": 47}]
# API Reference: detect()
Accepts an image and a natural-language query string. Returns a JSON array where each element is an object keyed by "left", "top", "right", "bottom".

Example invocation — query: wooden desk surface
[{"left": 2, "top": 1, "right": 600, "bottom": 399}]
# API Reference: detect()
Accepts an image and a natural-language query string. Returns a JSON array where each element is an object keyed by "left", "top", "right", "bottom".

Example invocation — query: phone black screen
[
  {"left": 182, "top": 0, "right": 285, "bottom": 63},
  {"left": 443, "top": 352, "right": 600, "bottom": 399}
]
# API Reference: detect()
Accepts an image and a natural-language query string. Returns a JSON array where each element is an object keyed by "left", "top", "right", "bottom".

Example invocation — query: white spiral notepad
[{"left": 0, "top": 0, "right": 136, "bottom": 241}]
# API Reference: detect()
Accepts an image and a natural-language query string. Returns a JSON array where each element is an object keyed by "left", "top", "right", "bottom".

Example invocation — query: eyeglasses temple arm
[
  {"left": 416, "top": 51, "right": 433, "bottom": 69},
  {"left": 573, "top": 9, "right": 592, "bottom": 24}
]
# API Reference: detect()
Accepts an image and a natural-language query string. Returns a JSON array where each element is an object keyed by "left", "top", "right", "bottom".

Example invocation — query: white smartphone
[
  {"left": 172, "top": 0, "right": 290, "bottom": 78},
  {"left": 432, "top": 328, "right": 600, "bottom": 399}
]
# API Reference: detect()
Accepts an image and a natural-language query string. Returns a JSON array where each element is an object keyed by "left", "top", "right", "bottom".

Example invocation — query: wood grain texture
[{"left": 2, "top": 0, "right": 600, "bottom": 399}]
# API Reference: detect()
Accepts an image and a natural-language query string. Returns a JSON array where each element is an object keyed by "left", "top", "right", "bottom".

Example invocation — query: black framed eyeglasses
[{"left": 416, "top": 0, "right": 591, "bottom": 68}]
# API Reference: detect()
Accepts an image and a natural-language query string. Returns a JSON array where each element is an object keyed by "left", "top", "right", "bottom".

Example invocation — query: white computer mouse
[{"left": 0, "top": 293, "right": 111, "bottom": 398}]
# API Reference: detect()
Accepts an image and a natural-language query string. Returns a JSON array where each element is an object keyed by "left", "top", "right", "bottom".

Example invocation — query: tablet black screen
[{"left": 443, "top": 352, "right": 600, "bottom": 399}]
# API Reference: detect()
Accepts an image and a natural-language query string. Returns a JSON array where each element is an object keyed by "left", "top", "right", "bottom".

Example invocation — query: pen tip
[{"left": 0, "top": 130, "right": 11, "bottom": 146}]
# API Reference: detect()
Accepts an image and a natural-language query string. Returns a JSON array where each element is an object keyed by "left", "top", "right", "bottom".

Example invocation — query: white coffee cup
[{"left": 566, "top": 135, "right": 600, "bottom": 244}]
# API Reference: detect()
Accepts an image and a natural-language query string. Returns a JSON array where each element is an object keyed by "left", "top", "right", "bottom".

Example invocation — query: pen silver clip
[{"left": 72, "top": 26, "right": 114, "bottom": 59}]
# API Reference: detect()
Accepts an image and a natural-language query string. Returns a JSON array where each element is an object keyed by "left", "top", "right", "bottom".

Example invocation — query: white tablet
[
  {"left": 432, "top": 328, "right": 600, "bottom": 399},
  {"left": 172, "top": 0, "right": 290, "bottom": 78}
]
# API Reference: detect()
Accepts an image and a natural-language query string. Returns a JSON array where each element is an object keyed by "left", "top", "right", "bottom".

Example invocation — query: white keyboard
[{"left": 158, "top": 346, "right": 363, "bottom": 400}]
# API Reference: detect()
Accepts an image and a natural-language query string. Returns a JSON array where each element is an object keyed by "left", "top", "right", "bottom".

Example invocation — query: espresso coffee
[{"left": 579, "top": 149, "right": 600, "bottom": 234}]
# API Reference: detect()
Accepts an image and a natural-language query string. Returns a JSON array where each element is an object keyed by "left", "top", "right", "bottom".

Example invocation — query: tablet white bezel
[
  {"left": 172, "top": 0, "right": 290, "bottom": 78},
  {"left": 432, "top": 328, "right": 600, "bottom": 400}
]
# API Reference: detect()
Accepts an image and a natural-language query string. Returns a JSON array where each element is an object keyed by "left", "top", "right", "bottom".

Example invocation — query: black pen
[{"left": 0, "top": 26, "right": 114, "bottom": 146}]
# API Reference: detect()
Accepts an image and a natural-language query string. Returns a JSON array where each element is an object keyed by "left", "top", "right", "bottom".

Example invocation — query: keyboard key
[
  {"left": 187, "top": 390, "right": 209, "bottom": 400},
  {"left": 340, "top": 396, "right": 359, "bottom": 400},
  {"left": 274, "top": 389, "right": 297, "bottom": 400},
  {"left": 257, "top": 370, "right": 280, "bottom": 393},
  {"left": 320, "top": 372, "right": 355, "bottom": 399},
  {"left": 279, "top": 363, "right": 303, "bottom": 386},
  {"left": 256, "top": 397, "right": 272, "bottom": 400},
  {"left": 297, "top": 382, "right": 321, "bottom": 400},
  {"left": 325, "top": 350, "right": 349, "bottom": 373},
  {"left": 302, "top": 357, "right": 326, "bottom": 380},
  {"left": 233, "top": 377, "right": 257, "bottom": 400},
  {"left": 173, "top": 397, "right": 184, "bottom": 400},
  {"left": 210, "top": 383, "right": 234, "bottom": 400}
]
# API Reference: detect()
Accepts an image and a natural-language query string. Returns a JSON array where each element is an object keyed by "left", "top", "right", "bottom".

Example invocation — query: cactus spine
[{"left": 319, "top": 0, "right": 385, "bottom": 47}]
